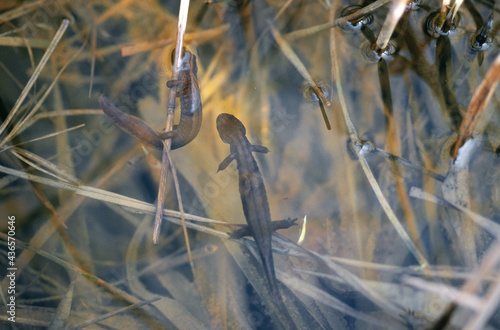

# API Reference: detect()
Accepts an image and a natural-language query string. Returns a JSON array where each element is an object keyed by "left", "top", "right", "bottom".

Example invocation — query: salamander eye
[{"left": 170, "top": 47, "right": 187, "bottom": 64}]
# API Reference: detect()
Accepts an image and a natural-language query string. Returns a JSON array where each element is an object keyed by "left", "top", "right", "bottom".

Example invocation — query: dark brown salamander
[
  {"left": 162, "top": 50, "right": 202, "bottom": 148},
  {"left": 216, "top": 113, "right": 297, "bottom": 328},
  {"left": 99, "top": 50, "right": 202, "bottom": 150}
]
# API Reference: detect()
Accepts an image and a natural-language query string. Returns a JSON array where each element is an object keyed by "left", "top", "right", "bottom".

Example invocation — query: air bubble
[
  {"left": 406, "top": 0, "right": 423, "bottom": 11},
  {"left": 347, "top": 138, "right": 376, "bottom": 159},
  {"left": 362, "top": 42, "right": 397, "bottom": 62},
  {"left": 338, "top": 5, "right": 374, "bottom": 32},
  {"left": 425, "top": 11, "right": 461, "bottom": 38},
  {"left": 470, "top": 14, "right": 494, "bottom": 51}
]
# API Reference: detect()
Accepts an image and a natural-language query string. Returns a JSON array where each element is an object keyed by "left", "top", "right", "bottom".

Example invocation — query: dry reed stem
[
  {"left": 269, "top": 23, "right": 331, "bottom": 106},
  {"left": 88, "top": 5, "right": 97, "bottom": 97},
  {"left": 450, "top": 0, "right": 464, "bottom": 22},
  {"left": 330, "top": 20, "right": 428, "bottom": 267},
  {"left": 11, "top": 148, "right": 80, "bottom": 184},
  {"left": 2, "top": 40, "right": 86, "bottom": 145},
  {"left": 0, "top": 19, "right": 70, "bottom": 139},
  {"left": 0, "top": 146, "right": 143, "bottom": 294},
  {"left": 280, "top": 275, "right": 392, "bottom": 327},
  {"left": 440, "top": 0, "right": 451, "bottom": 15},
  {"left": 165, "top": 148, "right": 192, "bottom": 269},
  {"left": 329, "top": 6, "right": 365, "bottom": 266},
  {"left": 121, "top": 25, "right": 229, "bottom": 57},
  {"left": 404, "top": 277, "right": 482, "bottom": 310},
  {"left": 153, "top": 0, "right": 191, "bottom": 279},
  {"left": 286, "top": 0, "right": 392, "bottom": 40},
  {"left": 452, "top": 52, "right": 500, "bottom": 160},
  {"left": 375, "top": 0, "right": 409, "bottom": 51}
]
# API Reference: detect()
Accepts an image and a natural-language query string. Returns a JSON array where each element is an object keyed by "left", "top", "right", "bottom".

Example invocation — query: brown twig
[{"left": 153, "top": 0, "right": 193, "bottom": 271}]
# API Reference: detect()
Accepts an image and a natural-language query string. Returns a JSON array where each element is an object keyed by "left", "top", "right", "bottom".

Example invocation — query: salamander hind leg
[
  {"left": 229, "top": 226, "right": 253, "bottom": 239},
  {"left": 158, "top": 125, "right": 178, "bottom": 140}
]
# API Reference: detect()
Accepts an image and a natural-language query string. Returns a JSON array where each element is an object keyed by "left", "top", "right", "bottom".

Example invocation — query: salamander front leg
[{"left": 217, "top": 153, "right": 236, "bottom": 172}]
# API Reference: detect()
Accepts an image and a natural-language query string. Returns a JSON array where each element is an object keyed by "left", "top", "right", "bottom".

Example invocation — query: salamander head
[
  {"left": 216, "top": 113, "right": 246, "bottom": 144},
  {"left": 179, "top": 50, "right": 198, "bottom": 75}
]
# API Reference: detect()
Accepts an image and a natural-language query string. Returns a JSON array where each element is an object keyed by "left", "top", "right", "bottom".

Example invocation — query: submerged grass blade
[
  {"left": 281, "top": 274, "right": 395, "bottom": 328},
  {"left": 270, "top": 23, "right": 331, "bottom": 106},
  {"left": 330, "top": 17, "right": 428, "bottom": 267},
  {"left": 0, "top": 0, "right": 49, "bottom": 22},
  {"left": 0, "top": 232, "right": 141, "bottom": 307},
  {"left": 410, "top": 187, "right": 500, "bottom": 236},
  {"left": 0, "top": 124, "right": 84, "bottom": 153},
  {"left": 11, "top": 147, "right": 81, "bottom": 184},
  {"left": 0, "top": 19, "right": 70, "bottom": 139},
  {"left": 48, "top": 280, "right": 75, "bottom": 330},
  {"left": 166, "top": 148, "right": 194, "bottom": 271},
  {"left": 2, "top": 39, "right": 87, "bottom": 145},
  {"left": 0, "top": 164, "right": 230, "bottom": 238},
  {"left": 286, "top": 0, "right": 392, "bottom": 40},
  {"left": 67, "top": 297, "right": 162, "bottom": 330}
]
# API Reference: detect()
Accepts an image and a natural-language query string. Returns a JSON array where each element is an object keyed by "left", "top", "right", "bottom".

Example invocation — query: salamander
[
  {"left": 162, "top": 50, "right": 202, "bottom": 148},
  {"left": 216, "top": 113, "right": 297, "bottom": 328},
  {"left": 99, "top": 50, "right": 202, "bottom": 150}
]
